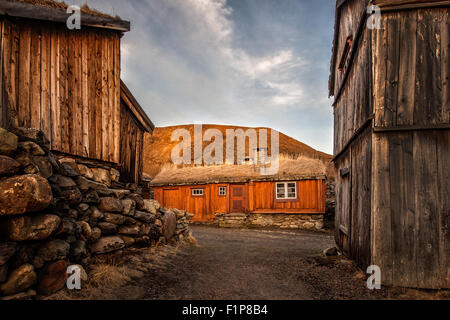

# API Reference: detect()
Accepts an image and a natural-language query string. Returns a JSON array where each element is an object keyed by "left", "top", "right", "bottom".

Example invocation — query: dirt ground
[{"left": 47, "top": 226, "right": 449, "bottom": 300}]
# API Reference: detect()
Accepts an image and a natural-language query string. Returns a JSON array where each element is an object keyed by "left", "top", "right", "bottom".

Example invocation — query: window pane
[
  {"left": 287, "top": 183, "right": 296, "bottom": 198},
  {"left": 276, "top": 183, "right": 286, "bottom": 198}
]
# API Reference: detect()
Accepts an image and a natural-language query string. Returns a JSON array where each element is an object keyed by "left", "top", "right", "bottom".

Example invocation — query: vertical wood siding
[{"left": 0, "top": 18, "right": 121, "bottom": 163}]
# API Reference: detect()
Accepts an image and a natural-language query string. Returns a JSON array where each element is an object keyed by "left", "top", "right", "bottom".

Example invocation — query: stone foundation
[
  {"left": 0, "top": 127, "right": 193, "bottom": 299},
  {"left": 215, "top": 212, "right": 324, "bottom": 231}
]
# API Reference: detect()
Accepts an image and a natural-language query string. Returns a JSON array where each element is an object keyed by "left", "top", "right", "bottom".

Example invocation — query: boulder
[
  {"left": 61, "top": 163, "right": 79, "bottom": 177},
  {"left": 0, "top": 289, "right": 36, "bottom": 301},
  {"left": 76, "top": 176, "right": 107, "bottom": 192},
  {"left": 89, "top": 207, "right": 104, "bottom": 221},
  {"left": 110, "top": 189, "right": 131, "bottom": 200},
  {"left": 6, "top": 244, "right": 38, "bottom": 269},
  {"left": 0, "top": 128, "right": 18, "bottom": 155},
  {"left": 90, "top": 237, "right": 125, "bottom": 254},
  {"left": 99, "top": 197, "right": 123, "bottom": 213},
  {"left": 77, "top": 164, "right": 94, "bottom": 180},
  {"left": 103, "top": 212, "right": 126, "bottom": 225},
  {"left": 91, "top": 167, "right": 111, "bottom": 187},
  {"left": 0, "top": 264, "right": 37, "bottom": 296},
  {"left": 0, "top": 174, "right": 53, "bottom": 215},
  {"left": 50, "top": 175, "right": 77, "bottom": 188},
  {"left": 121, "top": 198, "right": 136, "bottom": 216},
  {"left": 119, "top": 235, "right": 135, "bottom": 246},
  {"left": 0, "top": 242, "right": 17, "bottom": 266},
  {"left": 98, "top": 222, "right": 118, "bottom": 235},
  {"left": 185, "top": 212, "right": 195, "bottom": 220},
  {"left": 128, "top": 193, "right": 144, "bottom": 210},
  {"left": 18, "top": 141, "right": 45, "bottom": 156},
  {"left": 8, "top": 127, "right": 49, "bottom": 148},
  {"left": 77, "top": 221, "right": 92, "bottom": 241},
  {"left": 172, "top": 208, "right": 185, "bottom": 219},
  {"left": 0, "top": 264, "right": 7, "bottom": 282},
  {"left": 323, "top": 247, "right": 339, "bottom": 257},
  {"left": 89, "top": 227, "right": 102, "bottom": 242},
  {"left": 83, "top": 190, "right": 100, "bottom": 204},
  {"left": 0, "top": 156, "right": 21, "bottom": 176},
  {"left": 32, "top": 156, "right": 53, "bottom": 179},
  {"left": 0, "top": 214, "right": 61, "bottom": 241},
  {"left": 70, "top": 240, "right": 87, "bottom": 262},
  {"left": 38, "top": 260, "right": 68, "bottom": 295},
  {"left": 142, "top": 199, "right": 160, "bottom": 215},
  {"left": 36, "top": 240, "right": 70, "bottom": 262},
  {"left": 118, "top": 225, "right": 141, "bottom": 236},
  {"left": 57, "top": 188, "right": 82, "bottom": 206},
  {"left": 162, "top": 210, "right": 177, "bottom": 240},
  {"left": 110, "top": 168, "right": 120, "bottom": 182},
  {"left": 134, "top": 211, "right": 156, "bottom": 224}
]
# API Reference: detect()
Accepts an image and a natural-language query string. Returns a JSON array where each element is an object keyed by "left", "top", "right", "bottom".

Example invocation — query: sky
[{"left": 71, "top": 0, "right": 336, "bottom": 154}]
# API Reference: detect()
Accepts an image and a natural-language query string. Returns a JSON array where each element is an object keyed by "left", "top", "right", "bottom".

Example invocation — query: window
[
  {"left": 338, "top": 36, "right": 353, "bottom": 74},
  {"left": 192, "top": 189, "right": 204, "bottom": 196},
  {"left": 276, "top": 182, "right": 297, "bottom": 200},
  {"left": 218, "top": 186, "right": 227, "bottom": 196}
]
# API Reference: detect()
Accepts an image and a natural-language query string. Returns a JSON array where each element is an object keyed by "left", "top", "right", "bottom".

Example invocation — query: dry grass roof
[{"left": 150, "top": 154, "right": 328, "bottom": 186}]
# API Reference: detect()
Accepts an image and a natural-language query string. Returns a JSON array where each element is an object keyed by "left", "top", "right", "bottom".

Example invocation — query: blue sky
[{"left": 76, "top": 0, "right": 335, "bottom": 154}]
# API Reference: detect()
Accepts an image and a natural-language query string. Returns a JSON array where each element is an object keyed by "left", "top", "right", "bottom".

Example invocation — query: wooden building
[
  {"left": 330, "top": 0, "right": 449, "bottom": 288},
  {"left": 0, "top": 0, "right": 154, "bottom": 183},
  {"left": 151, "top": 158, "right": 326, "bottom": 222}
]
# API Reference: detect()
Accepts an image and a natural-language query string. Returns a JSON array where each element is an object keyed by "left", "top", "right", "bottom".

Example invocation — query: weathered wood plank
[
  {"left": 385, "top": 12, "right": 400, "bottom": 127},
  {"left": 50, "top": 28, "right": 61, "bottom": 150},
  {"left": 81, "top": 29, "right": 89, "bottom": 158},
  {"left": 101, "top": 35, "right": 109, "bottom": 162},
  {"left": 413, "top": 131, "right": 440, "bottom": 289},
  {"left": 441, "top": 8, "right": 449, "bottom": 123},
  {"left": 108, "top": 32, "right": 115, "bottom": 163},
  {"left": 30, "top": 25, "right": 42, "bottom": 130},
  {"left": 389, "top": 132, "right": 417, "bottom": 287},
  {"left": 94, "top": 31, "right": 103, "bottom": 160},
  {"left": 0, "top": 20, "right": 3, "bottom": 127},
  {"left": 374, "top": 17, "right": 388, "bottom": 127},
  {"left": 371, "top": 133, "right": 393, "bottom": 285},
  {"left": 18, "top": 24, "right": 31, "bottom": 128},
  {"left": 59, "top": 28, "right": 69, "bottom": 153},
  {"left": 114, "top": 36, "right": 121, "bottom": 163},
  {"left": 88, "top": 31, "right": 97, "bottom": 158},
  {"left": 40, "top": 26, "right": 51, "bottom": 141},
  {"left": 397, "top": 10, "right": 417, "bottom": 126}
]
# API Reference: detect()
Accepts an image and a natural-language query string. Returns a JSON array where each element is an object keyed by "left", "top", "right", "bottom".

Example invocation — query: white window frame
[
  {"left": 218, "top": 186, "right": 227, "bottom": 196},
  {"left": 275, "top": 182, "right": 297, "bottom": 200},
  {"left": 192, "top": 188, "right": 204, "bottom": 196}
]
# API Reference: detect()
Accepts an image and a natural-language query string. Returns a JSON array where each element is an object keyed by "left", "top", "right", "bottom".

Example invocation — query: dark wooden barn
[
  {"left": 330, "top": 0, "right": 449, "bottom": 288},
  {"left": 0, "top": 0, "right": 153, "bottom": 184}
]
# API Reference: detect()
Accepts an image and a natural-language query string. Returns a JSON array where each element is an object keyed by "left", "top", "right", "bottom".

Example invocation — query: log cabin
[
  {"left": 151, "top": 156, "right": 326, "bottom": 229},
  {"left": 0, "top": 0, "right": 154, "bottom": 184},
  {"left": 330, "top": 0, "right": 449, "bottom": 289}
]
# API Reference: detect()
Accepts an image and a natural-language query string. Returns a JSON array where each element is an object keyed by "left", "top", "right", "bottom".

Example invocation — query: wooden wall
[
  {"left": 119, "top": 101, "right": 144, "bottom": 183},
  {"left": 153, "top": 179, "right": 326, "bottom": 222},
  {"left": 0, "top": 17, "right": 121, "bottom": 163},
  {"left": 372, "top": 8, "right": 449, "bottom": 129}
]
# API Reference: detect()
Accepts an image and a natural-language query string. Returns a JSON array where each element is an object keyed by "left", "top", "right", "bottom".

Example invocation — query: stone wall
[
  {"left": 214, "top": 213, "right": 324, "bottom": 231},
  {"left": 0, "top": 127, "right": 192, "bottom": 300}
]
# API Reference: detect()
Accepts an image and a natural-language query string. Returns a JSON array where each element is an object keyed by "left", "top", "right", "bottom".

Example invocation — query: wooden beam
[{"left": 0, "top": 1, "right": 130, "bottom": 32}]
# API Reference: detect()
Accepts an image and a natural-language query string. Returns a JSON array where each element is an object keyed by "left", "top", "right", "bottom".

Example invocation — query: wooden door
[
  {"left": 230, "top": 184, "right": 246, "bottom": 213},
  {"left": 335, "top": 151, "right": 351, "bottom": 256},
  {"left": 163, "top": 188, "right": 181, "bottom": 210}
]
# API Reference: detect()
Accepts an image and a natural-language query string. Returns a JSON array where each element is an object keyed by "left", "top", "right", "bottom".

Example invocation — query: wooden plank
[
  {"left": 59, "top": 29, "right": 69, "bottom": 153},
  {"left": 30, "top": 24, "right": 42, "bottom": 130},
  {"left": 87, "top": 31, "right": 96, "bottom": 158},
  {"left": 413, "top": 131, "right": 441, "bottom": 288},
  {"left": 101, "top": 35, "right": 109, "bottom": 162},
  {"left": 371, "top": 133, "right": 393, "bottom": 285},
  {"left": 108, "top": 32, "right": 115, "bottom": 163},
  {"left": 95, "top": 31, "right": 102, "bottom": 160},
  {"left": 18, "top": 24, "right": 31, "bottom": 128},
  {"left": 397, "top": 10, "right": 417, "bottom": 126},
  {"left": 415, "top": 9, "right": 442, "bottom": 125},
  {"left": 374, "top": 16, "right": 388, "bottom": 127},
  {"left": 81, "top": 29, "right": 89, "bottom": 158},
  {"left": 73, "top": 30, "right": 83, "bottom": 156},
  {"left": 2, "top": 20, "right": 16, "bottom": 128},
  {"left": 437, "top": 130, "right": 450, "bottom": 288},
  {"left": 40, "top": 26, "right": 51, "bottom": 141},
  {"left": 114, "top": 36, "right": 121, "bottom": 163},
  {"left": 50, "top": 28, "right": 61, "bottom": 151},
  {"left": 385, "top": 12, "right": 400, "bottom": 127},
  {"left": 389, "top": 132, "right": 417, "bottom": 287},
  {"left": 441, "top": 8, "right": 449, "bottom": 123},
  {"left": 0, "top": 20, "right": 3, "bottom": 127}
]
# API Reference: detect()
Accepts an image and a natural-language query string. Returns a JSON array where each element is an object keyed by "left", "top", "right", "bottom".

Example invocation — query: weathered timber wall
[{"left": 0, "top": 17, "right": 121, "bottom": 163}]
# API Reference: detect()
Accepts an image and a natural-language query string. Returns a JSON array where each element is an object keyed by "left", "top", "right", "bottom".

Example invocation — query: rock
[
  {"left": 134, "top": 211, "right": 156, "bottom": 224},
  {"left": 91, "top": 167, "right": 111, "bottom": 187},
  {"left": 18, "top": 141, "right": 45, "bottom": 156},
  {"left": 154, "top": 219, "right": 162, "bottom": 227},
  {"left": 302, "top": 222, "right": 316, "bottom": 230},
  {"left": 173, "top": 208, "right": 185, "bottom": 219},
  {"left": 89, "top": 227, "right": 102, "bottom": 242},
  {"left": 77, "top": 221, "right": 92, "bottom": 241},
  {"left": 110, "top": 189, "right": 131, "bottom": 200},
  {"left": 110, "top": 168, "right": 120, "bottom": 182},
  {"left": 70, "top": 241, "right": 87, "bottom": 261},
  {"left": 9, "top": 127, "right": 49, "bottom": 148},
  {"left": 0, "top": 156, "right": 21, "bottom": 176},
  {"left": 0, "top": 264, "right": 37, "bottom": 296},
  {"left": 185, "top": 212, "right": 195, "bottom": 220},
  {"left": 323, "top": 247, "right": 339, "bottom": 257},
  {"left": 0, "top": 214, "right": 61, "bottom": 241},
  {"left": 0, "top": 174, "right": 53, "bottom": 215},
  {"left": 76, "top": 176, "right": 107, "bottom": 192},
  {"left": 118, "top": 225, "right": 141, "bottom": 236},
  {"left": 63, "top": 209, "right": 79, "bottom": 220},
  {"left": 99, "top": 197, "right": 123, "bottom": 213},
  {"left": 98, "top": 222, "right": 118, "bottom": 235},
  {"left": 38, "top": 260, "right": 68, "bottom": 295},
  {"left": 50, "top": 175, "right": 77, "bottom": 188},
  {"left": 83, "top": 190, "right": 100, "bottom": 204},
  {"left": 90, "top": 237, "right": 125, "bottom": 254},
  {"left": 103, "top": 212, "right": 126, "bottom": 225},
  {"left": 58, "top": 218, "right": 77, "bottom": 236},
  {"left": 77, "top": 164, "right": 94, "bottom": 179},
  {"left": 0, "top": 128, "right": 18, "bottom": 155},
  {"left": 121, "top": 198, "right": 136, "bottom": 216},
  {"left": 119, "top": 235, "right": 135, "bottom": 246},
  {"left": 6, "top": 244, "right": 38, "bottom": 269},
  {"left": 0, "top": 289, "right": 36, "bottom": 301},
  {"left": 0, "top": 264, "right": 7, "bottom": 282},
  {"left": 57, "top": 188, "right": 82, "bottom": 206},
  {"left": 142, "top": 199, "right": 160, "bottom": 214},
  {"left": 128, "top": 193, "right": 144, "bottom": 210},
  {"left": 0, "top": 242, "right": 17, "bottom": 266},
  {"left": 89, "top": 207, "right": 104, "bottom": 221},
  {"left": 162, "top": 211, "right": 177, "bottom": 240},
  {"left": 61, "top": 163, "right": 79, "bottom": 177},
  {"left": 33, "top": 156, "right": 53, "bottom": 179},
  {"left": 36, "top": 240, "right": 70, "bottom": 262}
]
